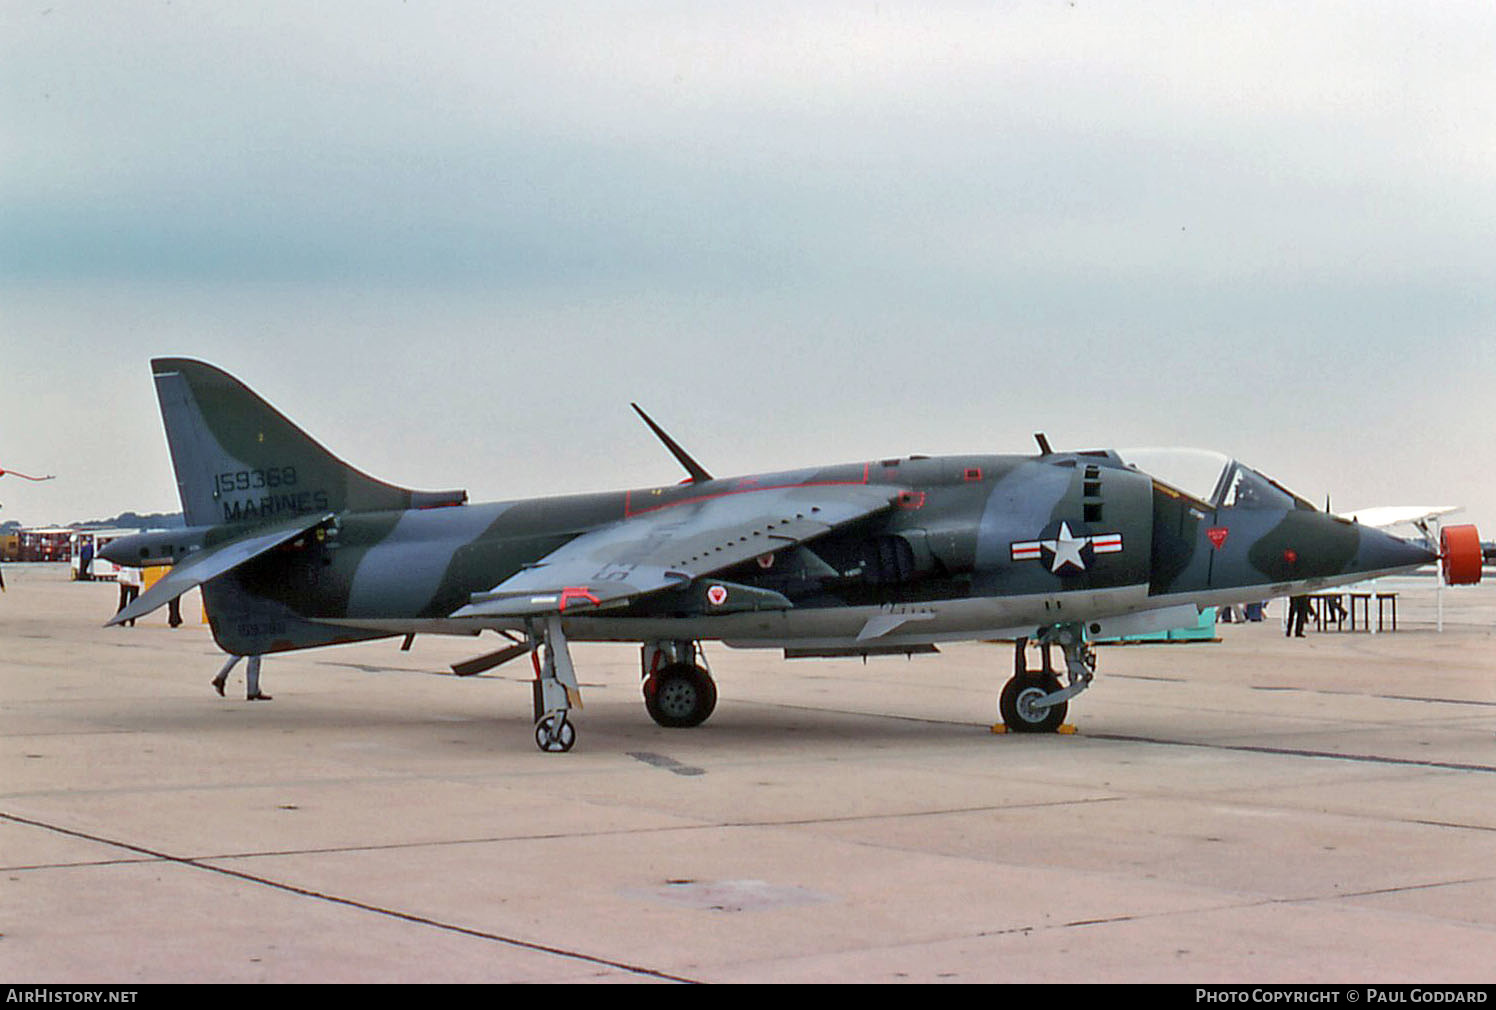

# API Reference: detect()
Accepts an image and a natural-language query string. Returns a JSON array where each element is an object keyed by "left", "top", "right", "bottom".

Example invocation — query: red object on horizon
[{"left": 0, "top": 466, "right": 56, "bottom": 481}]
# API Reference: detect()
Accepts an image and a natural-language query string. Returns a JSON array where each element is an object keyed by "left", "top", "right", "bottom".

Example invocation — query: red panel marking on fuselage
[{"left": 622, "top": 462, "right": 876, "bottom": 518}]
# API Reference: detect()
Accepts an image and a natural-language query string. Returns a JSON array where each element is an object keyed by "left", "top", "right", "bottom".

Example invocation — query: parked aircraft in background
[
  {"left": 102, "top": 360, "right": 1480, "bottom": 751},
  {"left": 1342, "top": 505, "right": 1461, "bottom": 549}
]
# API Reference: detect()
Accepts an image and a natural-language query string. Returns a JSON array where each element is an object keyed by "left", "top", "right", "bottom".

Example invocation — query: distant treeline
[{"left": 0, "top": 512, "right": 185, "bottom": 533}]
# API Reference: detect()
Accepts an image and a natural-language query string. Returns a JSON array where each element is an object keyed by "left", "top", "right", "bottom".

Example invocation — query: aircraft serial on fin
[{"left": 102, "top": 360, "right": 1482, "bottom": 751}]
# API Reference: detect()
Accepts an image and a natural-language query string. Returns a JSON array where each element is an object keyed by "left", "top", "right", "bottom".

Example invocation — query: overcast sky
[{"left": 3, "top": 2, "right": 1494, "bottom": 536}]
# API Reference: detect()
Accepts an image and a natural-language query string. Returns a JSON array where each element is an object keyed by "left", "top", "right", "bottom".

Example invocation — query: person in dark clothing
[
  {"left": 115, "top": 567, "right": 141, "bottom": 626},
  {"left": 1286, "top": 594, "right": 1311, "bottom": 637}
]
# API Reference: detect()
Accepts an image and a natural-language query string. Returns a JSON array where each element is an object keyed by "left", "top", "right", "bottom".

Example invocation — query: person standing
[
  {"left": 1286, "top": 594, "right": 1311, "bottom": 638},
  {"left": 246, "top": 655, "right": 270, "bottom": 701},
  {"left": 115, "top": 566, "right": 141, "bottom": 626},
  {"left": 212, "top": 655, "right": 270, "bottom": 700}
]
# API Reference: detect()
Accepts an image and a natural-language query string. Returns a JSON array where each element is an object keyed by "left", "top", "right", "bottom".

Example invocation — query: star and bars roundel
[{"left": 1009, "top": 520, "right": 1123, "bottom": 575}]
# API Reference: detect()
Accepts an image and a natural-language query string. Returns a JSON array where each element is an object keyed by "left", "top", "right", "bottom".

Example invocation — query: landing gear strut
[
  {"left": 531, "top": 615, "right": 581, "bottom": 752},
  {"left": 641, "top": 641, "right": 717, "bottom": 728},
  {"left": 999, "top": 623, "right": 1094, "bottom": 733}
]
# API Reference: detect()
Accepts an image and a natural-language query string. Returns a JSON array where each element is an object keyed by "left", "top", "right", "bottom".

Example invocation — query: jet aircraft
[{"left": 102, "top": 359, "right": 1481, "bottom": 751}]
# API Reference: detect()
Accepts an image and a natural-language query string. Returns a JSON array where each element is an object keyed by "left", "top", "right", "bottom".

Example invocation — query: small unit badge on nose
[{"left": 1010, "top": 521, "right": 1122, "bottom": 575}]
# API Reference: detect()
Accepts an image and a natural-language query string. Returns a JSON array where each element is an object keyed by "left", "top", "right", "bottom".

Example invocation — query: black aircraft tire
[
  {"left": 534, "top": 714, "right": 576, "bottom": 753},
  {"left": 644, "top": 664, "right": 718, "bottom": 728},
  {"left": 999, "top": 672, "right": 1067, "bottom": 733}
]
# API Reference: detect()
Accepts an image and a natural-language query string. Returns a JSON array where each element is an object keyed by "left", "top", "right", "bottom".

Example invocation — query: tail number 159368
[{"left": 215, "top": 467, "right": 298, "bottom": 495}]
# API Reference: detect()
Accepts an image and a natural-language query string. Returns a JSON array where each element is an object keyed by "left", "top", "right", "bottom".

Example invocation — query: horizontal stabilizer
[{"left": 105, "top": 512, "right": 332, "bottom": 627}]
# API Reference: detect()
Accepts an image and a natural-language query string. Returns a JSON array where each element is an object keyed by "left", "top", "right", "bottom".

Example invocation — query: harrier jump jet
[{"left": 103, "top": 359, "right": 1480, "bottom": 751}]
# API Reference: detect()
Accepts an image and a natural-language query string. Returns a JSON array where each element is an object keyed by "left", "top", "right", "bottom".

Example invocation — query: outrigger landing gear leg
[
  {"left": 999, "top": 623, "right": 1095, "bottom": 733},
  {"left": 641, "top": 640, "right": 717, "bottom": 728},
  {"left": 532, "top": 615, "right": 580, "bottom": 753}
]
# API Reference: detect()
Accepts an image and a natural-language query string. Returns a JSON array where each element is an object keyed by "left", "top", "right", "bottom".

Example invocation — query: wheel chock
[{"left": 990, "top": 723, "right": 1079, "bottom": 735}]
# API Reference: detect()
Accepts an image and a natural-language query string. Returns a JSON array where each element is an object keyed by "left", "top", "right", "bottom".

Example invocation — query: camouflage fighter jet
[{"left": 102, "top": 359, "right": 1482, "bottom": 751}]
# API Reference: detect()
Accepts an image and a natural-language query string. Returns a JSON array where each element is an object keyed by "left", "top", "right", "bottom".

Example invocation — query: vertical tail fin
[{"left": 151, "top": 358, "right": 466, "bottom": 527}]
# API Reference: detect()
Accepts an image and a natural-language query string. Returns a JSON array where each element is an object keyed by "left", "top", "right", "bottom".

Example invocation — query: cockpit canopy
[{"left": 1114, "top": 448, "right": 1317, "bottom": 512}]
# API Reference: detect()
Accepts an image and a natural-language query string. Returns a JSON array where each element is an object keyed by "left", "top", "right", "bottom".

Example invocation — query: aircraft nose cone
[
  {"left": 97, "top": 536, "right": 136, "bottom": 566},
  {"left": 1355, "top": 526, "right": 1437, "bottom": 575}
]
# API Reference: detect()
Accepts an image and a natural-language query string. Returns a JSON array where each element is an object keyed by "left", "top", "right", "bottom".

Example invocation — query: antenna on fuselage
[
  {"left": 631, "top": 403, "right": 714, "bottom": 484},
  {"left": 1034, "top": 432, "right": 1053, "bottom": 456}
]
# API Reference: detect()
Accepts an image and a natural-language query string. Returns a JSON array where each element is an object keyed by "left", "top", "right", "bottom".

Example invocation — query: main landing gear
[
  {"left": 641, "top": 641, "right": 717, "bottom": 728},
  {"left": 999, "top": 623, "right": 1095, "bottom": 733},
  {"left": 526, "top": 630, "right": 718, "bottom": 752}
]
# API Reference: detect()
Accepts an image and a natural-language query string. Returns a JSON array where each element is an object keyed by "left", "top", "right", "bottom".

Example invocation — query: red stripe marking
[
  {"left": 558, "top": 587, "right": 600, "bottom": 612},
  {"left": 623, "top": 462, "right": 875, "bottom": 517}
]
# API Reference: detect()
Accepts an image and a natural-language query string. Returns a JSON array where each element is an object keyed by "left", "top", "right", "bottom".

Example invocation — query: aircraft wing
[{"left": 451, "top": 484, "right": 895, "bottom": 619}]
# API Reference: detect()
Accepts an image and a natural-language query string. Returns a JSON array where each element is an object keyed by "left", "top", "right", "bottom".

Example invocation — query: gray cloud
[{"left": 3, "top": 2, "right": 1494, "bottom": 529}]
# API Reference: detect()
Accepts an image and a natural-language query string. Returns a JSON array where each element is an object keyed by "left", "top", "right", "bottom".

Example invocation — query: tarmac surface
[{"left": 3, "top": 563, "right": 1495, "bottom": 983}]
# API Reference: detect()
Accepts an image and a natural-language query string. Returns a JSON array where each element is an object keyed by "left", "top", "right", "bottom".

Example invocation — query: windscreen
[
  {"left": 1116, "top": 448, "right": 1316, "bottom": 511},
  {"left": 1220, "top": 463, "right": 1316, "bottom": 511},
  {"left": 1119, "top": 451, "right": 1316, "bottom": 514},
  {"left": 1115, "top": 448, "right": 1231, "bottom": 504}
]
